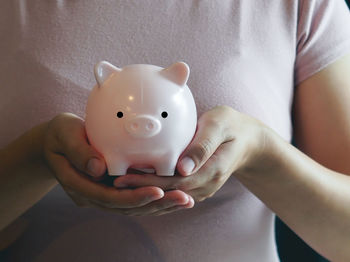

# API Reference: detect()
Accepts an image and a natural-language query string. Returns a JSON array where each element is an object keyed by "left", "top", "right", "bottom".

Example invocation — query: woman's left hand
[{"left": 113, "top": 105, "right": 268, "bottom": 215}]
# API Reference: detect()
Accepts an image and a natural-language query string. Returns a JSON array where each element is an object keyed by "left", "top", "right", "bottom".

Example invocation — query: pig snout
[{"left": 125, "top": 115, "right": 161, "bottom": 138}]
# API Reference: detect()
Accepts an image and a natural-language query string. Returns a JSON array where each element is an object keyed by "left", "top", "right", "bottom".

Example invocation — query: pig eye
[
  {"left": 116, "top": 111, "right": 123, "bottom": 118},
  {"left": 161, "top": 111, "right": 168, "bottom": 118}
]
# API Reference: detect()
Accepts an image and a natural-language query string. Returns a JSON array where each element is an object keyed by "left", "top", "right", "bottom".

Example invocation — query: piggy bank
[{"left": 85, "top": 61, "right": 197, "bottom": 176}]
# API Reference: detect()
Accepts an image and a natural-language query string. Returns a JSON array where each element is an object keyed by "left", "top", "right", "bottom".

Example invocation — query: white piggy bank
[{"left": 85, "top": 61, "right": 197, "bottom": 176}]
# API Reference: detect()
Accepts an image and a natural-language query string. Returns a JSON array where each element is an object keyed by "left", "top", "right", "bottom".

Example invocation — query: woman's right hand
[{"left": 43, "top": 112, "right": 192, "bottom": 216}]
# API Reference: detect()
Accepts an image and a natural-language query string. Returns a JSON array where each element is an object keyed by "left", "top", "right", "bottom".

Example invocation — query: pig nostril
[
  {"left": 131, "top": 123, "right": 138, "bottom": 130},
  {"left": 146, "top": 123, "right": 154, "bottom": 130}
]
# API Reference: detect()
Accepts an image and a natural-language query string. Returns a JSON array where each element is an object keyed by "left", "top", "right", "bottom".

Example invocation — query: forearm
[
  {"left": 0, "top": 122, "right": 58, "bottom": 231},
  {"left": 235, "top": 128, "right": 350, "bottom": 262}
]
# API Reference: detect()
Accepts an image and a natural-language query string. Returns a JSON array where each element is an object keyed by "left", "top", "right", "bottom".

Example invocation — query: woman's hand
[
  {"left": 113, "top": 105, "right": 267, "bottom": 212},
  {"left": 43, "top": 112, "right": 192, "bottom": 216}
]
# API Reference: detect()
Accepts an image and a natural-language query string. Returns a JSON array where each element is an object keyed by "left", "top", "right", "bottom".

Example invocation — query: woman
[{"left": 1, "top": 0, "right": 350, "bottom": 261}]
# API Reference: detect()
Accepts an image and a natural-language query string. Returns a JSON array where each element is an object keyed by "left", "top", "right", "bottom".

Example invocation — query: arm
[
  {"left": 114, "top": 54, "right": 350, "bottom": 260},
  {"left": 236, "top": 53, "right": 350, "bottom": 261},
  {"left": 0, "top": 121, "right": 58, "bottom": 232}
]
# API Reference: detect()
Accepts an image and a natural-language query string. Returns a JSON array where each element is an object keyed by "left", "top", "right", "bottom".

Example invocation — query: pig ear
[
  {"left": 94, "top": 61, "right": 121, "bottom": 87},
  {"left": 160, "top": 62, "right": 190, "bottom": 86}
]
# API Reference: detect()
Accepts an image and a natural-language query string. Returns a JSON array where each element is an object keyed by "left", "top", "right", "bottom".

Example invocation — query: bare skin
[{"left": 1, "top": 54, "right": 350, "bottom": 261}]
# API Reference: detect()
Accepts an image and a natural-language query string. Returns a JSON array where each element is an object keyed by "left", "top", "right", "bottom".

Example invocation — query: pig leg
[
  {"left": 154, "top": 153, "right": 178, "bottom": 176},
  {"left": 104, "top": 154, "right": 129, "bottom": 176}
]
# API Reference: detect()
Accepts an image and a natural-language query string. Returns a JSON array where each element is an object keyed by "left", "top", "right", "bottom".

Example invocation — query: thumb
[
  {"left": 177, "top": 118, "right": 224, "bottom": 176},
  {"left": 86, "top": 156, "right": 106, "bottom": 177},
  {"left": 64, "top": 138, "right": 106, "bottom": 178}
]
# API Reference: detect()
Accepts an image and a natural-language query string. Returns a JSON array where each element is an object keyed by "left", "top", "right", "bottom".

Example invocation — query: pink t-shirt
[{"left": 1, "top": 0, "right": 350, "bottom": 261}]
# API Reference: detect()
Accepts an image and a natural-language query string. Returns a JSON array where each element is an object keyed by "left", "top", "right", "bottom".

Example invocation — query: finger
[
  {"left": 47, "top": 152, "right": 164, "bottom": 208},
  {"left": 84, "top": 191, "right": 193, "bottom": 217},
  {"left": 53, "top": 113, "right": 107, "bottom": 178},
  {"left": 114, "top": 173, "right": 201, "bottom": 193},
  {"left": 116, "top": 190, "right": 190, "bottom": 216},
  {"left": 150, "top": 196, "right": 195, "bottom": 216},
  {"left": 113, "top": 173, "right": 184, "bottom": 191},
  {"left": 79, "top": 190, "right": 190, "bottom": 216},
  {"left": 177, "top": 107, "right": 234, "bottom": 176}
]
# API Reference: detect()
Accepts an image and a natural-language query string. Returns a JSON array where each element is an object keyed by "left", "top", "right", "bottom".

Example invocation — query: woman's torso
[{"left": 0, "top": 1, "right": 297, "bottom": 261}]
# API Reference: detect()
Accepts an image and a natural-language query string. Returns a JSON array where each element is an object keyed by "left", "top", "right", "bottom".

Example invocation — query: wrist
[
  {"left": 0, "top": 121, "right": 50, "bottom": 173},
  {"left": 22, "top": 121, "right": 50, "bottom": 165},
  {"left": 235, "top": 124, "right": 284, "bottom": 182}
]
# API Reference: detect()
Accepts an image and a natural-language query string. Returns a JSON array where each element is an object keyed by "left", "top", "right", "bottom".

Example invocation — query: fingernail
[
  {"left": 180, "top": 157, "right": 195, "bottom": 175},
  {"left": 149, "top": 194, "right": 163, "bottom": 201},
  {"left": 177, "top": 194, "right": 190, "bottom": 205},
  {"left": 186, "top": 196, "right": 195, "bottom": 208},
  {"left": 87, "top": 158, "right": 103, "bottom": 177}
]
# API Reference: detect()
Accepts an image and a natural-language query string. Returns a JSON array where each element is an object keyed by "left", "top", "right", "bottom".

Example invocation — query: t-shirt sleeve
[{"left": 295, "top": 0, "right": 350, "bottom": 85}]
